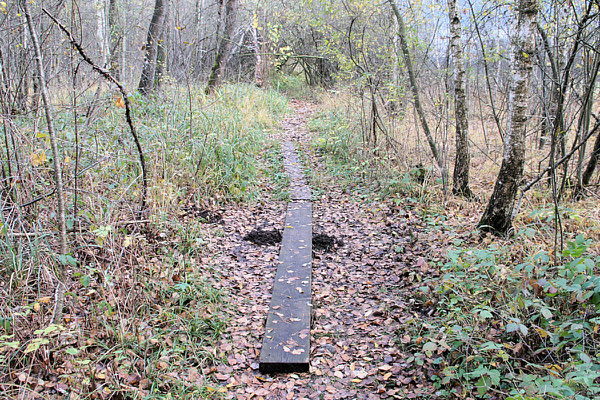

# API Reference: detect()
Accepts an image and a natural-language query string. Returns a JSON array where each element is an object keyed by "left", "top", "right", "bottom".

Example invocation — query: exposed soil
[
  {"left": 243, "top": 229, "right": 283, "bottom": 246},
  {"left": 243, "top": 228, "right": 343, "bottom": 253},
  {"left": 312, "top": 233, "right": 343, "bottom": 252}
]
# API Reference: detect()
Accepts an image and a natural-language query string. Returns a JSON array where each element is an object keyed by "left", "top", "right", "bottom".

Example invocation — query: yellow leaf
[
  {"left": 535, "top": 327, "right": 549, "bottom": 338},
  {"left": 64, "top": 156, "right": 71, "bottom": 164},
  {"left": 115, "top": 97, "right": 125, "bottom": 109},
  {"left": 33, "top": 303, "right": 40, "bottom": 312},
  {"left": 351, "top": 379, "right": 362, "bottom": 383},
  {"left": 36, "top": 132, "right": 48, "bottom": 139},
  {"left": 123, "top": 236, "right": 133, "bottom": 248},
  {"left": 38, "top": 297, "right": 51, "bottom": 304},
  {"left": 30, "top": 150, "right": 46, "bottom": 167}
]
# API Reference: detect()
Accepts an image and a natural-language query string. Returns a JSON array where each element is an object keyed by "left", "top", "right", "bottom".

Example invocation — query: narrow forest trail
[{"left": 206, "top": 101, "right": 438, "bottom": 399}]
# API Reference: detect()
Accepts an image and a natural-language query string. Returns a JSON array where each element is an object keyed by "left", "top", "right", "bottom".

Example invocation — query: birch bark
[
  {"left": 479, "top": 0, "right": 539, "bottom": 235},
  {"left": 448, "top": 0, "right": 473, "bottom": 198}
]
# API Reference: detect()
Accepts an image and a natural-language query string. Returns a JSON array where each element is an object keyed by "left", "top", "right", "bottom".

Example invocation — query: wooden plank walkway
[{"left": 259, "top": 142, "right": 312, "bottom": 373}]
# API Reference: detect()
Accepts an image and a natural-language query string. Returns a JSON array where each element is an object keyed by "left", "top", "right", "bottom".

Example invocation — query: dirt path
[{"left": 205, "top": 101, "right": 436, "bottom": 399}]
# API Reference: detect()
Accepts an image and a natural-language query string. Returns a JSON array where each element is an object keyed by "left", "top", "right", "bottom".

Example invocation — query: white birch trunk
[{"left": 479, "top": 0, "right": 539, "bottom": 235}]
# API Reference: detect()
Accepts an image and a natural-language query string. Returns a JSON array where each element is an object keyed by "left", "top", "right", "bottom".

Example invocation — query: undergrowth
[
  {"left": 0, "top": 83, "right": 288, "bottom": 398},
  {"left": 402, "top": 232, "right": 600, "bottom": 399},
  {"left": 307, "top": 102, "right": 436, "bottom": 202},
  {"left": 307, "top": 88, "right": 600, "bottom": 399}
]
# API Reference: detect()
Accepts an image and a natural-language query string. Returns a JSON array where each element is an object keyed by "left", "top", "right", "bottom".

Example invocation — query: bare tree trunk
[
  {"left": 154, "top": 0, "right": 170, "bottom": 88},
  {"left": 205, "top": 0, "right": 237, "bottom": 94},
  {"left": 95, "top": 0, "right": 109, "bottom": 67},
  {"left": 478, "top": 0, "right": 539, "bottom": 235},
  {"left": 22, "top": 0, "right": 68, "bottom": 323},
  {"left": 448, "top": 0, "right": 473, "bottom": 198},
  {"left": 22, "top": 0, "right": 67, "bottom": 254},
  {"left": 582, "top": 129, "right": 600, "bottom": 188},
  {"left": 574, "top": 23, "right": 600, "bottom": 198},
  {"left": 14, "top": 15, "right": 30, "bottom": 114},
  {"left": 138, "top": 0, "right": 167, "bottom": 95},
  {"left": 252, "top": 25, "right": 265, "bottom": 86},
  {"left": 388, "top": 0, "right": 447, "bottom": 190},
  {"left": 108, "top": 0, "right": 122, "bottom": 80}
]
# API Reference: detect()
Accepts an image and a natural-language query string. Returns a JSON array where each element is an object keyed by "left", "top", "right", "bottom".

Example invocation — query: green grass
[
  {"left": 271, "top": 72, "right": 320, "bottom": 100},
  {"left": 0, "top": 83, "right": 289, "bottom": 399},
  {"left": 307, "top": 106, "right": 429, "bottom": 200}
]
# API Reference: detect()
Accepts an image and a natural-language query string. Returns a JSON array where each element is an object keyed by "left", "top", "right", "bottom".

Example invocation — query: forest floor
[
  {"left": 7, "top": 88, "right": 597, "bottom": 399},
  {"left": 198, "top": 101, "right": 444, "bottom": 399}
]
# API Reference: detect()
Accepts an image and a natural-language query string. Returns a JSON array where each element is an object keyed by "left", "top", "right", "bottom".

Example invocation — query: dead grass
[{"left": 313, "top": 88, "right": 600, "bottom": 256}]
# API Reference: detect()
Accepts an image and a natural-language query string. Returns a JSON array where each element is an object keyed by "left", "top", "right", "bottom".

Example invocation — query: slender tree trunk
[
  {"left": 574, "top": 44, "right": 600, "bottom": 197},
  {"left": 252, "top": 24, "right": 265, "bottom": 86},
  {"left": 582, "top": 129, "right": 600, "bottom": 187},
  {"left": 22, "top": 0, "right": 67, "bottom": 254},
  {"left": 205, "top": 0, "right": 237, "bottom": 94},
  {"left": 448, "top": 0, "right": 473, "bottom": 198},
  {"left": 108, "top": 0, "right": 122, "bottom": 80},
  {"left": 22, "top": 0, "right": 68, "bottom": 323},
  {"left": 94, "top": 0, "right": 109, "bottom": 67},
  {"left": 138, "top": 0, "right": 167, "bottom": 95},
  {"left": 193, "top": 0, "right": 206, "bottom": 78},
  {"left": 388, "top": 0, "right": 447, "bottom": 189},
  {"left": 478, "top": 0, "right": 538, "bottom": 235},
  {"left": 14, "top": 15, "right": 30, "bottom": 114},
  {"left": 154, "top": 0, "right": 170, "bottom": 88}
]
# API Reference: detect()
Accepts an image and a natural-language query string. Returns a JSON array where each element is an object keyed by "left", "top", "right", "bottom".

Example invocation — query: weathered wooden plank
[
  {"left": 282, "top": 142, "right": 312, "bottom": 201},
  {"left": 259, "top": 201, "right": 312, "bottom": 373}
]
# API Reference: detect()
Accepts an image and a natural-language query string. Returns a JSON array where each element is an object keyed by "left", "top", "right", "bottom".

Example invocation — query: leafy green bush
[{"left": 407, "top": 234, "right": 600, "bottom": 399}]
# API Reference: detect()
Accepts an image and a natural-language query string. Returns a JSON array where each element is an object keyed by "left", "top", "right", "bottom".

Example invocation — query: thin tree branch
[{"left": 42, "top": 7, "right": 148, "bottom": 216}]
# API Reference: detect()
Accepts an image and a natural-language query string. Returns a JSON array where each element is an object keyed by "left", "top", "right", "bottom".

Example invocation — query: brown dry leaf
[{"left": 115, "top": 97, "right": 125, "bottom": 109}]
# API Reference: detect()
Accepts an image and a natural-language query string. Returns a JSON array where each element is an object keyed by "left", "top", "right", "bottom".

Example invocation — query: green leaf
[
  {"left": 540, "top": 307, "right": 552, "bottom": 319},
  {"left": 519, "top": 324, "right": 528, "bottom": 336},
  {"left": 24, "top": 338, "right": 49, "bottom": 354},
  {"left": 480, "top": 341, "right": 502, "bottom": 351},
  {"left": 423, "top": 342, "right": 437, "bottom": 357},
  {"left": 579, "top": 352, "right": 592, "bottom": 363},
  {"left": 65, "top": 347, "right": 80, "bottom": 356},
  {"left": 476, "top": 375, "right": 492, "bottom": 396}
]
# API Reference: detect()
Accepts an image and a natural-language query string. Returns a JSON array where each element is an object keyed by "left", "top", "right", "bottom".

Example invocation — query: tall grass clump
[
  {"left": 307, "top": 91, "right": 430, "bottom": 199},
  {"left": 0, "top": 83, "right": 288, "bottom": 399}
]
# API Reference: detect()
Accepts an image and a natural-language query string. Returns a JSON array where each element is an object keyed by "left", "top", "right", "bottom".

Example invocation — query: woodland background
[{"left": 1, "top": 0, "right": 600, "bottom": 398}]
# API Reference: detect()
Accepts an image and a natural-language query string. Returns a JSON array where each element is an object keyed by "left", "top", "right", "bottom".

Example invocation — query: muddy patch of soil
[
  {"left": 243, "top": 229, "right": 282, "bottom": 246},
  {"left": 312, "top": 233, "right": 343, "bottom": 252},
  {"left": 182, "top": 204, "right": 223, "bottom": 223}
]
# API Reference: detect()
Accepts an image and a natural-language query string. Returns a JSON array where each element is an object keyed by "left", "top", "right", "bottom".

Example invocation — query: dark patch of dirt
[
  {"left": 182, "top": 204, "right": 223, "bottom": 223},
  {"left": 243, "top": 229, "right": 282, "bottom": 246},
  {"left": 312, "top": 233, "right": 343, "bottom": 252},
  {"left": 197, "top": 209, "right": 223, "bottom": 224}
]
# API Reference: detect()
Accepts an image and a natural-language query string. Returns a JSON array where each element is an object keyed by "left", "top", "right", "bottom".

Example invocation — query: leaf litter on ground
[{"left": 203, "top": 101, "right": 443, "bottom": 399}]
